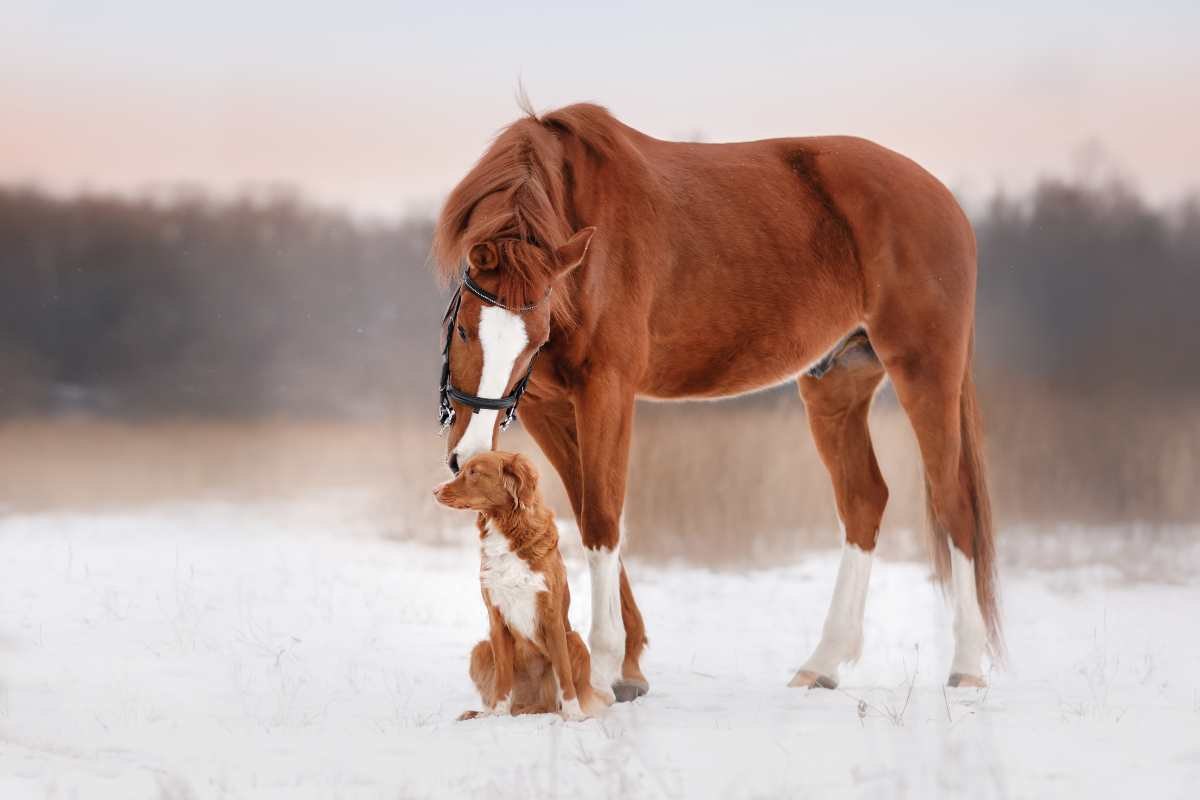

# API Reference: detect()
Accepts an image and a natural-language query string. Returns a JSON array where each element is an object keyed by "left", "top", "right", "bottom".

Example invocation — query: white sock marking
[
  {"left": 480, "top": 522, "right": 547, "bottom": 642},
  {"left": 949, "top": 545, "right": 987, "bottom": 677},
  {"left": 560, "top": 695, "right": 585, "bottom": 720},
  {"left": 585, "top": 545, "right": 624, "bottom": 694},
  {"left": 799, "top": 543, "right": 873, "bottom": 679},
  {"left": 555, "top": 670, "right": 586, "bottom": 719},
  {"left": 454, "top": 306, "right": 527, "bottom": 464}
]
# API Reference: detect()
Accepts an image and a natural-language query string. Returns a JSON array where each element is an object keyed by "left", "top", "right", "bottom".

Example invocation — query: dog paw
[
  {"left": 457, "top": 710, "right": 483, "bottom": 721},
  {"left": 787, "top": 669, "right": 838, "bottom": 690},
  {"left": 559, "top": 697, "right": 588, "bottom": 721}
]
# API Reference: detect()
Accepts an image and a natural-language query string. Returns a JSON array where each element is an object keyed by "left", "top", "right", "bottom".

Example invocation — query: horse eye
[{"left": 457, "top": 325, "right": 468, "bottom": 342}]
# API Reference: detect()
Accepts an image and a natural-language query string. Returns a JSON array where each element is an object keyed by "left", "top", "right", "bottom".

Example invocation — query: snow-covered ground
[{"left": 1, "top": 495, "right": 1197, "bottom": 798}]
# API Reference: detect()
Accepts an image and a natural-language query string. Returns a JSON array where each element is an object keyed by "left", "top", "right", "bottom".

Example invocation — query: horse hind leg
[
  {"left": 871, "top": 323, "right": 1002, "bottom": 686},
  {"left": 789, "top": 335, "right": 888, "bottom": 690}
]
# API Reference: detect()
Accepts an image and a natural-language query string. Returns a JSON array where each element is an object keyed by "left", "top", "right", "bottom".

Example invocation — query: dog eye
[{"left": 457, "top": 325, "right": 468, "bottom": 342}]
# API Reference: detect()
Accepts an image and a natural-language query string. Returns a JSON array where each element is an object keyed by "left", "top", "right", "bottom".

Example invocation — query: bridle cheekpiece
[{"left": 438, "top": 267, "right": 549, "bottom": 434}]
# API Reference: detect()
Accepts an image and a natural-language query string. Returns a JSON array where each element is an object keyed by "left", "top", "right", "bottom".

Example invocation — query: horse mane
[{"left": 431, "top": 101, "right": 636, "bottom": 324}]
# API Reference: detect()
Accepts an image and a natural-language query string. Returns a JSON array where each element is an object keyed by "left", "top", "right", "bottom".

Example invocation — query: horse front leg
[{"left": 562, "top": 375, "right": 648, "bottom": 702}]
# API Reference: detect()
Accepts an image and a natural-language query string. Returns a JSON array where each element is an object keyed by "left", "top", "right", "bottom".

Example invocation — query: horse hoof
[
  {"left": 788, "top": 670, "right": 838, "bottom": 690},
  {"left": 947, "top": 672, "right": 987, "bottom": 688},
  {"left": 613, "top": 679, "right": 649, "bottom": 702}
]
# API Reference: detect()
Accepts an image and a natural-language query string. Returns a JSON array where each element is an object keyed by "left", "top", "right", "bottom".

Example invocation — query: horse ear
[
  {"left": 501, "top": 453, "right": 539, "bottom": 512},
  {"left": 468, "top": 242, "right": 499, "bottom": 271},
  {"left": 553, "top": 227, "right": 596, "bottom": 276}
]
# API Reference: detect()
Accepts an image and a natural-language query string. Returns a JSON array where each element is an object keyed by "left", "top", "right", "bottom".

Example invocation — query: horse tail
[{"left": 926, "top": 334, "right": 1004, "bottom": 660}]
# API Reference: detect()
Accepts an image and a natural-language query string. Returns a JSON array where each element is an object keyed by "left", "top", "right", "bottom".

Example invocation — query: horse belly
[
  {"left": 639, "top": 243, "right": 863, "bottom": 399},
  {"left": 641, "top": 319, "right": 854, "bottom": 400}
]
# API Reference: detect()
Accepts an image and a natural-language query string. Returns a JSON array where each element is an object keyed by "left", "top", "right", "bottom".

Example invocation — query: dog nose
[{"left": 447, "top": 453, "right": 460, "bottom": 474}]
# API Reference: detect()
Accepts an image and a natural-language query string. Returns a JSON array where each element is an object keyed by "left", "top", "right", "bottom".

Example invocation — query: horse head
[{"left": 438, "top": 226, "right": 593, "bottom": 474}]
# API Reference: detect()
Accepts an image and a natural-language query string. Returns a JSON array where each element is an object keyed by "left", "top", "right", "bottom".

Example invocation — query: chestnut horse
[{"left": 432, "top": 103, "right": 1001, "bottom": 701}]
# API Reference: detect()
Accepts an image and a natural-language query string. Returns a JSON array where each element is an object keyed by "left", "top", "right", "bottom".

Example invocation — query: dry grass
[
  {"left": 0, "top": 417, "right": 452, "bottom": 540},
  {"left": 0, "top": 397, "right": 925, "bottom": 567},
  {"left": 3, "top": 385, "right": 1197, "bottom": 570},
  {"left": 622, "top": 395, "right": 926, "bottom": 564}
]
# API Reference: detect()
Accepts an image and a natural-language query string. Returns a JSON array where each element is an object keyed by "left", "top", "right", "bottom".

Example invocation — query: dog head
[{"left": 433, "top": 450, "right": 539, "bottom": 514}]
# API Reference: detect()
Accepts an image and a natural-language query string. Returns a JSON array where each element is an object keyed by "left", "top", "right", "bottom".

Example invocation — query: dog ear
[
  {"left": 552, "top": 227, "right": 595, "bottom": 277},
  {"left": 501, "top": 453, "right": 539, "bottom": 511},
  {"left": 467, "top": 242, "right": 499, "bottom": 271}
]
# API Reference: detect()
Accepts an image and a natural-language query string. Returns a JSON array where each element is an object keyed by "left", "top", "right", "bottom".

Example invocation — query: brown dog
[{"left": 434, "top": 451, "right": 610, "bottom": 720}]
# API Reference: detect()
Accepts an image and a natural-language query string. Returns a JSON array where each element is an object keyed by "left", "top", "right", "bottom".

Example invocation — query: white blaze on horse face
[
  {"left": 949, "top": 545, "right": 988, "bottom": 678},
  {"left": 797, "top": 542, "right": 873, "bottom": 681},
  {"left": 586, "top": 545, "right": 624, "bottom": 694},
  {"left": 453, "top": 306, "right": 528, "bottom": 465}
]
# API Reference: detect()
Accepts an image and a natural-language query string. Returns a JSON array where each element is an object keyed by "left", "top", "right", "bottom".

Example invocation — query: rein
[{"left": 438, "top": 269, "right": 549, "bottom": 433}]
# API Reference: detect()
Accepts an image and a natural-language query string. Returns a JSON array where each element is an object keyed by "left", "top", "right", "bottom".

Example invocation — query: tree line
[{"left": 0, "top": 178, "right": 1196, "bottom": 418}]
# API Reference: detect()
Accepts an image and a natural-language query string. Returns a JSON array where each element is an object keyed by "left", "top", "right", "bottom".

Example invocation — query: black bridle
[{"left": 438, "top": 269, "right": 549, "bottom": 433}]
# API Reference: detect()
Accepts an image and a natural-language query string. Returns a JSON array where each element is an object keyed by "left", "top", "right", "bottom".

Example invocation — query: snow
[{"left": 1, "top": 496, "right": 1198, "bottom": 798}]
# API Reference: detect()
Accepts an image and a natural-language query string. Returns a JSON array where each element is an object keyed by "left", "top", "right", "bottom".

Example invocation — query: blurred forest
[
  {"left": 1, "top": 177, "right": 1197, "bottom": 533},
  {"left": 0, "top": 188, "right": 436, "bottom": 417}
]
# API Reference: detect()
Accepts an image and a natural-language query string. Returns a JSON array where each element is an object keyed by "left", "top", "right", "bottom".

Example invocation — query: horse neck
[
  {"left": 558, "top": 138, "right": 659, "bottom": 294},
  {"left": 544, "top": 126, "right": 663, "bottom": 354}
]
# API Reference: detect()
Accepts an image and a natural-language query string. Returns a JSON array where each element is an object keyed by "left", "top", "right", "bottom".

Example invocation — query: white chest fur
[{"left": 480, "top": 525, "right": 547, "bottom": 642}]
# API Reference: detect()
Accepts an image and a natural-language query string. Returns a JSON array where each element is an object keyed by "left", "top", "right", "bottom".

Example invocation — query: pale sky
[{"left": 2, "top": 1, "right": 1197, "bottom": 217}]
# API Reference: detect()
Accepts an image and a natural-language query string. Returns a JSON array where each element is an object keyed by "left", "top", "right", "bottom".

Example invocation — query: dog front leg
[
  {"left": 487, "top": 603, "right": 516, "bottom": 715},
  {"left": 544, "top": 616, "right": 586, "bottom": 720}
]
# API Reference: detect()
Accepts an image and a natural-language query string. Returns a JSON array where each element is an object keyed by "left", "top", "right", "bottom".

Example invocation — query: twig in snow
[{"left": 837, "top": 643, "right": 920, "bottom": 727}]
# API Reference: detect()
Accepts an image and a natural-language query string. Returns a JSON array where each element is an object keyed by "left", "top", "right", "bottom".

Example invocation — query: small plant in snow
[{"left": 839, "top": 644, "right": 919, "bottom": 727}]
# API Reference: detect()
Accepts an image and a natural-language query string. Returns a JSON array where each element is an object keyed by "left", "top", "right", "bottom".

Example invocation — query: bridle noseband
[{"left": 438, "top": 268, "right": 549, "bottom": 434}]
